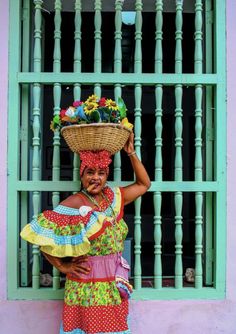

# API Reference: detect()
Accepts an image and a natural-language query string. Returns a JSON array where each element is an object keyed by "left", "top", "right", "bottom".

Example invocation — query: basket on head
[{"left": 61, "top": 123, "right": 132, "bottom": 155}]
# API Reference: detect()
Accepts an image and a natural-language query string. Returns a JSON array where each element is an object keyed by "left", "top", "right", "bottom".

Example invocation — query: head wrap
[{"left": 80, "top": 150, "right": 112, "bottom": 176}]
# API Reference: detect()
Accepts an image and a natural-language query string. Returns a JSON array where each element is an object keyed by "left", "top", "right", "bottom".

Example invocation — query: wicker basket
[{"left": 61, "top": 123, "right": 132, "bottom": 155}]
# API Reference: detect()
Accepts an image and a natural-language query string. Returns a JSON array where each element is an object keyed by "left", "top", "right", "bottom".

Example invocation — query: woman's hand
[
  {"left": 123, "top": 132, "right": 135, "bottom": 155},
  {"left": 58, "top": 256, "right": 91, "bottom": 278},
  {"left": 42, "top": 252, "right": 91, "bottom": 278}
]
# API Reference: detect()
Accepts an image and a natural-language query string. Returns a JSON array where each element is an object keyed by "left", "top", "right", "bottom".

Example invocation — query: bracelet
[{"left": 127, "top": 151, "right": 136, "bottom": 157}]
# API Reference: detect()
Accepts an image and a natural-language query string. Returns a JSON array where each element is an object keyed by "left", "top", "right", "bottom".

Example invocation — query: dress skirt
[{"left": 59, "top": 253, "right": 132, "bottom": 334}]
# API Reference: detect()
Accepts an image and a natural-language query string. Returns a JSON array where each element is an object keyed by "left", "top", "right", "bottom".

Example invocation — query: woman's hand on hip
[{"left": 59, "top": 255, "right": 91, "bottom": 277}]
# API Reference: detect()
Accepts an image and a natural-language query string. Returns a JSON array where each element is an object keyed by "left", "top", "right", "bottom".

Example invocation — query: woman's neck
[{"left": 81, "top": 189, "right": 104, "bottom": 208}]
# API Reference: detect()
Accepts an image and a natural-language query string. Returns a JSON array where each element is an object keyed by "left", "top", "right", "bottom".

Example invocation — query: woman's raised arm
[{"left": 122, "top": 132, "right": 151, "bottom": 205}]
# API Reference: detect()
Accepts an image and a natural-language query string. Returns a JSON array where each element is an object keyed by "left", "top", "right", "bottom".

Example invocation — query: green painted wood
[
  {"left": 134, "top": 0, "right": 143, "bottom": 74},
  {"left": 214, "top": 0, "right": 226, "bottom": 294},
  {"left": 32, "top": 0, "right": 43, "bottom": 290},
  {"left": 175, "top": 0, "right": 183, "bottom": 74},
  {"left": 15, "top": 181, "right": 219, "bottom": 192},
  {"left": 20, "top": 0, "right": 31, "bottom": 287},
  {"left": 52, "top": 0, "right": 62, "bottom": 290},
  {"left": 113, "top": 0, "right": 123, "bottom": 182},
  {"left": 174, "top": 1, "right": 183, "bottom": 289},
  {"left": 8, "top": 286, "right": 225, "bottom": 301},
  {"left": 114, "top": 0, "right": 123, "bottom": 74},
  {"left": 8, "top": 0, "right": 22, "bottom": 297},
  {"left": 153, "top": 192, "right": 162, "bottom": 289},
  {"left": 73, "top": 0, "right": 82, "bottom": 183},
  {"left": 134, "top": 86, "right": 142, "bottom": 290},
  {"left": 153, "top": 0, "right": 163, "bottom": 289},
  {"left": 204, "top": 0, "right": 214, "bottom": 286},
  {"left": 133, "top": 1, "right": 143, "bottom": 290},
  {"left": 94, "top": 0, "right": 102, "bottom": 97},
  {"left": 7, "top": 0, "right": 227, "bottom": 300},
  {"left": 194, "top": 0, "right": 203, "bottom": 289},
  {"left": 155, "top": 0, "right": 163, "bottom": 74},
  {"left": 134, "top": 198, "right": 142, "bottom": 290},
  {"left": 174, "top": 82, "right": 183, "bottom": 289},
  {"left": 18, "top": 72, "right": 219, "bottom": 84}
]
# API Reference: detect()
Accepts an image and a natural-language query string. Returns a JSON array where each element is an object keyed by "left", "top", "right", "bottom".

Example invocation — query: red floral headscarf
[{"left": 79, "top": 150, "right": 112, "bottom": 176}]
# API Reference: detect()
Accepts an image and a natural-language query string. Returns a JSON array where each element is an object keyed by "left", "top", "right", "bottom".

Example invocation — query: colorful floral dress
[{"left": 21, "top": 186, "right": 132, "bottom": 334}]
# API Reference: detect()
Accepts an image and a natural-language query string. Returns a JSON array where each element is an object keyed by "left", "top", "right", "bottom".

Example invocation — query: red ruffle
[
  {"left": 43, "top": 210, "right": 92, "bottom": 227},
  {"left": 62, "top": 300, "right": 129, "bottom": 333}
]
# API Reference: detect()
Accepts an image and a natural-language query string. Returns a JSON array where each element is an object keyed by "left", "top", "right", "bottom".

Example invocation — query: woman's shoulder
[{"left": 60, "top": 192, "right": 85, "bottom": 209}]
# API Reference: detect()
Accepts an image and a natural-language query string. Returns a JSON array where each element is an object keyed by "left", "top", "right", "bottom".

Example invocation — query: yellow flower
[
  {"left": 85, "top": 94, "right": 99, "bottom": 104},
  {"left": 105, "top": 99, "right": 119, "bottom": 110},
  {"left": 121, "top": 117, "right": 133, "bottom": 130},
  {"left": 84, "top": 102, "right": 99, "bottom": 115},
  {"left": 50, "top": 121, "right": 55, "bottom": 131}
]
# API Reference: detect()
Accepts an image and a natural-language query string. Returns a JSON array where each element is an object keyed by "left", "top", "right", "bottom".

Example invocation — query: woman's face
[{"left": 81, "top": 167, "right": 108, "bottom": 195}]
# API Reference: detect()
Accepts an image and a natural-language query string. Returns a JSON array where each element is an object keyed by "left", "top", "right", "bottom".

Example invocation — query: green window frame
[{"left": 8, "top": 0, "right": 226, "bottom": 300}]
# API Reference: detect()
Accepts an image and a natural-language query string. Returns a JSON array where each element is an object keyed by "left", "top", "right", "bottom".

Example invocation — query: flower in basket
[{"left": 50, "top": 95, "right": 133, "bottom": 132}]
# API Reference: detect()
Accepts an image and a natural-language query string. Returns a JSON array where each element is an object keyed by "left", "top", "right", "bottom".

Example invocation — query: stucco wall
[{"left": 0, "top": 1, "right": 236, "bottom": 333}]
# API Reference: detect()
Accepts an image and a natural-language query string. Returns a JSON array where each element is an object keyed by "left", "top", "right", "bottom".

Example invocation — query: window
[{"left": 8, "top": 0, "right": 226, "bottom": 300}]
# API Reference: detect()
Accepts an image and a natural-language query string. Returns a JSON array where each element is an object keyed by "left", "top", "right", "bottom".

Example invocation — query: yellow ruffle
[
  {"left": 20, "top": 212, "right": 114, "bottom": 257},
  {"left": 20, "top": 186, "right": 123, "bottom": 257}
]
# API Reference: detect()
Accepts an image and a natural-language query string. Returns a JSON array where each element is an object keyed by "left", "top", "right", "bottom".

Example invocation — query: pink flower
[
  {"left": 60, "top": 109, "right": 67, "bottom": 118},
  {"left": 73, "top": 100, "right": 83, "bottom": 107},
  {"left": 99, "top": 97, "right": 106, "bottom": 107}
]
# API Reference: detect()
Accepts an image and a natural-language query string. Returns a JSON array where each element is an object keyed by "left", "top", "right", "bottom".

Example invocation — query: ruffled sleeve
[
  {"left": 21, "top": 205, "right": 107, "bottom": 257},
  {"left": 20, "top": 186, "right": 124, "bottom": 258}
]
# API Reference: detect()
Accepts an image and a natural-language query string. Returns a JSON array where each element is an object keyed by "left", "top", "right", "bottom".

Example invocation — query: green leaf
[
  {"left": 89, "top": 110, "right": 101, "bottom": 122},
  {"left": 53, "top": 115, "right": 61, "bottom": 125},
  {"left": 117, "top": 97, "right": 127, "bottom": 119}
]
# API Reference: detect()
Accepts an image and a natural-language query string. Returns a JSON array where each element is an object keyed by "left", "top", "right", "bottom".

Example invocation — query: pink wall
[{"left": 1, "top": 0, "right": 236, "bottom": 333}]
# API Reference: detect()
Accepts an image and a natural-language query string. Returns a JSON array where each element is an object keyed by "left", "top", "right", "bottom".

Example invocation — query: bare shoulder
[{"left": 60, "top": 193, "right": 84, "bottom": 209}]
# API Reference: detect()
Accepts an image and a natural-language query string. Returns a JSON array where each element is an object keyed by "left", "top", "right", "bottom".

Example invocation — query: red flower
[
  {"left": 60, "top": 109, "right": 67, "bottom": 118},
  {"left": 73, "top": 100, "right": 83, "bottom": 107},
  {"left": 99, "top": 97, "right": 106, "bottom": 107}
]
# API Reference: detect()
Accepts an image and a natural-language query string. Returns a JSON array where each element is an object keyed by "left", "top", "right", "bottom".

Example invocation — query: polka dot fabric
[
  {"left": 61, "top": 300, "right": 129, "bottom": 333},
  {"left": 59, "top": 187, "right": 131, "bottom": 334},
  {"left": 80, "top": 150, "right": 112, "bottom": 176},
  {"left": 21, "top": 186, "right": 131, "bottom": 333}
]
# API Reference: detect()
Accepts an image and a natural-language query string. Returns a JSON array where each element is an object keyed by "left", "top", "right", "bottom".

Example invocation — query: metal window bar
[{"left": 7, "top": 0, "right": 226, "bottom": 300}]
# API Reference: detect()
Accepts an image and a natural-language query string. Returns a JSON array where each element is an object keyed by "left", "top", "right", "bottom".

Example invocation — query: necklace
[
  {"left": 81, "top": 188, "right": 117, "bottom": 225},
  {"left": 81, "top": 189, "right": 105, "bottom": 209}
]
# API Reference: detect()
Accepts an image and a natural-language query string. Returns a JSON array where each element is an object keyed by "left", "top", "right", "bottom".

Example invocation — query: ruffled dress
[{"left": 21, "top": 186, "right": 133, "bottom": 334}]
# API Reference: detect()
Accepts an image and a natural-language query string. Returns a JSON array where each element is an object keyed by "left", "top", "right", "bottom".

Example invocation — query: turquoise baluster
[
  {"left": 174, "top": 0, "right": 183, "bottom": 289},
  {"left": 133, "top": 0, "right": 143, "bottom": 290},
  {"left": 32, "top": 0, "right": 43, "bottom": 289},
  {"left": 114, "top": 0, "right": 123, "bottom": 182},
  {"left": 94, "top": 0, "right": 102, "bottom": 97},
  {"left": 73, "top": 0, "right": 82, "bottom": 183},
  {"left": 52, "top": 0, "right": 62, "bottom": 290},
  {"left": 154, "top": 0, "right": 163, "bottom": 289},
  {"left": 194, "top": 0, "right": 203, "bottom": 289}
]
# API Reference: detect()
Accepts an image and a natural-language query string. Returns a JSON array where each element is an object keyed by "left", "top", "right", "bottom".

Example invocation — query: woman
[{"left": 21, "top": 132, "right": 150, "bottom": 334}]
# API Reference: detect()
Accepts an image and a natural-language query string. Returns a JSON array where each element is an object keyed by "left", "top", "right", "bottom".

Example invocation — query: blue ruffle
[{"left": 30, "top": 219, "right": 87, "bottom": 245}]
